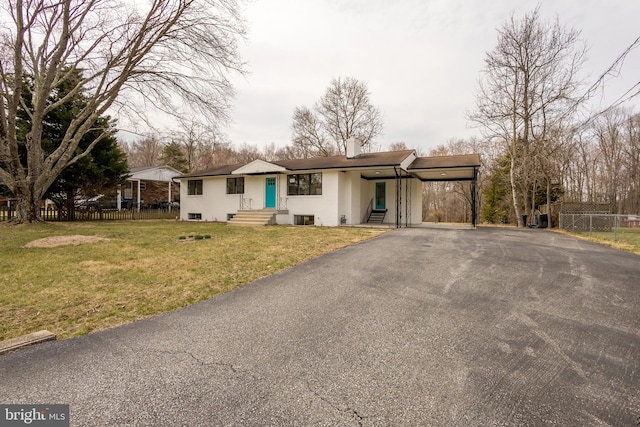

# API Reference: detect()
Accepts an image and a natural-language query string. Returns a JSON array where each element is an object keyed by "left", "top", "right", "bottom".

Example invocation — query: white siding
[
  {"left": 243, "top": 175, "right": 267, "bottom": 210},
  {"left": 338, "top": 170, "right": 362, "bottom": 225},
  {"left": 180, "top": 172, "right": 424, "bottom": 226},
  {"left": 283, "top": 170, "right": 340, "bottom": 226},
  {"left": 360, "top": 177, "right": 423, "bottom": 225},
  {"left": 180, "top": 177, "right": 241, "bottom": 221},
  {"left": 410, "top": 179, "right": 423, "bottom": 225}
]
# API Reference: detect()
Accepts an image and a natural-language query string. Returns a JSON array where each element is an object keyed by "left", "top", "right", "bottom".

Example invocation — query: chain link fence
[{"left": 559, "top": 213, "right": 640, "bottom": 241}]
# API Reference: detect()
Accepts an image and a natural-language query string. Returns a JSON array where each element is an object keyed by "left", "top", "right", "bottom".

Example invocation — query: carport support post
[
  {"left": 471, "top": 167, "right": 478, "bottom": 228},
  {"left": 394, "top": 167, "right": 401, "bottom": 228}
]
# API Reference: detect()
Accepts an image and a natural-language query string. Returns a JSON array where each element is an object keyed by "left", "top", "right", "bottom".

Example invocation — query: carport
[
  {"left": 407, "top": 154, "right": 481, "bottom": 227},
  {"left": 123, "top": 165, "right": 182, "bottom": 211}
]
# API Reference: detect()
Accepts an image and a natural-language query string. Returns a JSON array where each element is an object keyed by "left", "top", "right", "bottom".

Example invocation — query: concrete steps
[
  {"left": 367, "top": 209, "right": 387, "bottom": 223},
  {"left": 228, "top": 210, "right": 276, "bottom": 226}
]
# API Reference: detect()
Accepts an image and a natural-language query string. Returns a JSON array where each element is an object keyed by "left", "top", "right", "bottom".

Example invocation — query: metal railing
[
  {"left": 363, "top": 198, "right": 373, "bottom": 223},
  {"left": 278, "top": 197, "right": 288, "bottom": 210},
  {"left": 240, "top": 195, "right": 252, "bottom": 210}
]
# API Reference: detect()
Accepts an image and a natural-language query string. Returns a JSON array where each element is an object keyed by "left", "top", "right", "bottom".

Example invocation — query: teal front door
[
  {"left": 265, "top": 177, "right": 276, "bottom": 208},
  {"left": 375, "top": 182, "right": 386, "bottom": 209}
]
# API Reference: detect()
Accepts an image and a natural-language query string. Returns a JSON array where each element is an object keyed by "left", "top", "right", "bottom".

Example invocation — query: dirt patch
[{"left": 23, "top": 235, "right": 110, "bottom": 248}]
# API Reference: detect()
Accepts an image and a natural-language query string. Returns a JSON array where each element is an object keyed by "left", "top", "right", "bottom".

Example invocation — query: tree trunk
[
  {"left": 523, "top": 190, "right": 530, "bottom": 227},
  {"left": 510, "top": 155, "right": 523, "bottom": 227},
  {"left": 546, "top": 178, "right": 552, "bottom": 227},
  {"left": 11, "top": 185, "right": 43, "bottom": 223},
  {"left": 65, "top": 189, "right": 76, "bottom": 221}
]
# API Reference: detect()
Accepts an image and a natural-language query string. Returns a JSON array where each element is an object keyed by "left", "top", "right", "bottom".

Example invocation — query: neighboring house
[
  {"left": 177, "top": 139, "right": 480, "bottom": 227},
  {"left": 123, "top": 165, "right": 182, "bottom": 210}
]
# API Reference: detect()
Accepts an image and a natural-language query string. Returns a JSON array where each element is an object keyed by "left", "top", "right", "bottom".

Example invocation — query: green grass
[
  {"left": 556, "top": 227, "right": 640, "bottom": 255},
  {"left": 0, "top": 220, "right": 386, "bottom": 341}
]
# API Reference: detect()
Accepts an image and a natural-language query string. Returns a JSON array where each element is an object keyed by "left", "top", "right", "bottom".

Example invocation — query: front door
[
  {"left": 265, "top": 177, "right": 276, "bottom": 208},
  {"left": 375, "top": 182, "right": 386, "bottom": 210}
]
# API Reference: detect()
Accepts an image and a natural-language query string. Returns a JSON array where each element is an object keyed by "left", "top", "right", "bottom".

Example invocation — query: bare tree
[
  {"left": 0, "top": 0, "right": 245, "bottom": 222},
  {"left": 592, "top": 110, "right": 626, "bottom": 211},
  {"left": 291, "top": 77, "right": 383, "bottom": 156},
  {"left": 170, "top": 119, "right": 229, "bottom": 172},
  {"left": 291, "top": 106, "right": 332, "bottom": 157},
  {"left": 388, "top": 142, "right": 409, "bottom": 151},
  {"left": 623, "top": 113, "right": 640, "bottom": 214},
  {"left": 557, "top": 108, "right": 639, "bottom": 214},
  {"left": 273, "top": 143, "right": 309, "bottom": 161},
  {"left": 423, "top": 140, "right": 482, "bottom": 223},
  {"left": 122, "top": 137, "right": 165, "bottom": 168},
  {"left": 469, "top": 6, "right": 585, "bottom": 226}
]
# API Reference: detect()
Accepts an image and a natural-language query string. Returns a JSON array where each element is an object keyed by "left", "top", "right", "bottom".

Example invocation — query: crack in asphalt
[
  {"left": 348, "top": 407, "right": 365, "bottom": 426},
  {"left": 148, "top": 348, "right": 368, "bottom": 424},
  {"left": 305, "top": 381, "right": 366, "bottom": 426},
  {"left": 151, "top": 348, "right": 263, "bottom": 381}
]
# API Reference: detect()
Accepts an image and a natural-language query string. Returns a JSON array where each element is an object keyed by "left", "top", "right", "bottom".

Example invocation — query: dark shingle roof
[
  {"left": 178, "top": 163, "right": 245, "bottom": 178},
  {"left": 273, "top": 150, "right": 415, "bottom": 171},
  {"left": 177, "top": 151, "right": 417, "bottom": 178}
]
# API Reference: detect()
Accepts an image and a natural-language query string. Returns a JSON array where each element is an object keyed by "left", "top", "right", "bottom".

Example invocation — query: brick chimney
[{"left": 346, "top": 137, "right": 361, "bottom": 159}]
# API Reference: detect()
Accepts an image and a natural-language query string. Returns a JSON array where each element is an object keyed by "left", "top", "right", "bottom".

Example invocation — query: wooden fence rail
[{"left": 0, "top": 206, "right": 179, "bottom": 222}]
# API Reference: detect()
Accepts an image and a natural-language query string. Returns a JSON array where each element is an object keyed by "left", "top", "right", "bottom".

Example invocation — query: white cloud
[{"left": 226, "top": 0, "right": 640, "bottom": 153}]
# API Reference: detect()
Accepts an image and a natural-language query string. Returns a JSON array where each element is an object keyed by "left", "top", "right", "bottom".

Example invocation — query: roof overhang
[
  {"left": 409, "top": 166, "right": 478, "bottom": 181},
  {"left": 358, "top": 166, "right": 406, "bottom": 180},
  {"left": 408, "top": 154, "right": 480, "bottom": 181},
  {"left": 232, "top": 159, "right": 287, "bottom": 175},
  {"left": 127, "top": 166, "right": 182, "bottom": 182}
]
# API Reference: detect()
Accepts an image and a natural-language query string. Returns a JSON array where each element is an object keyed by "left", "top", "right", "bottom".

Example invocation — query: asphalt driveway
[{"left": 1, "top": 227, "right": 639, "bottom": 426}]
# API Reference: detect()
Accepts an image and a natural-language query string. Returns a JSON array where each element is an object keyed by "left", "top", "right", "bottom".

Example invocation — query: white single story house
[{"left": 177, "top": 139, "right": 480, "bottom": 227}]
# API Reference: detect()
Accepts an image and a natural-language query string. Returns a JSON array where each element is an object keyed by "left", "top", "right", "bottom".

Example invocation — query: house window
[
  {"left": 188, "top": 213, "right": 202, "bottom": 220},
  {"left": 287, "top": 173, "right": 322, "bottom": 195},
  {"left": 187, "top": 179, "right": 203, "bottom": 195},
  {"left": 294, "top": 215, "right": 315, "bottom": 225},
  {"left": 226, "top": 177, "right": 244, "bottom": 194}
]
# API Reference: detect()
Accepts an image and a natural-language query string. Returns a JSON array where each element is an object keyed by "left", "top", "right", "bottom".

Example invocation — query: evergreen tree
[
  {"left": 160, "top": 141, "right": 189, "bottom": 173},
  {"left": 16, "top": 69, "right": 129, "bottom": 216},
  {"left": 482, "top": 155, "right": 512, "bottom": 224}
]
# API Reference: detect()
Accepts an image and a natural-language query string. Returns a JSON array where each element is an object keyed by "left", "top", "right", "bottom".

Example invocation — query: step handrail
[{"left": 363, "top": 198, "right": 373, "bottom": 223}]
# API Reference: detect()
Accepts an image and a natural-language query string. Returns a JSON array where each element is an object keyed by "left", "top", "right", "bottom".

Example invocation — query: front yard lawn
[{"left": 0, "top": 221, "right": 385, "bottom": 341}]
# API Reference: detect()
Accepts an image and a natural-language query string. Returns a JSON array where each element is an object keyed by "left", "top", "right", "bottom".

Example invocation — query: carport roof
[
  {"left": 407, "top": 153, "right": 481, "bottom": 181},
  {"left": 128, "top": 165, "right": 183, "bottom": 182}
]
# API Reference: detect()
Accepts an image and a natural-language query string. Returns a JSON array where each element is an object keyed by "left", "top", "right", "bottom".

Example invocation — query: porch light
[
  {"left": 375, "top": 171, "right": 381, "bottom": 175},
  {"left": 440, "top": 173, "right": 447, "bottom": 176}
]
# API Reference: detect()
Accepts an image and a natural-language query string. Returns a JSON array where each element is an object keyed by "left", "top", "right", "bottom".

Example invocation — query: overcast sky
[{"left": 222, "top": 0, "right": 639, "bottom": 154}]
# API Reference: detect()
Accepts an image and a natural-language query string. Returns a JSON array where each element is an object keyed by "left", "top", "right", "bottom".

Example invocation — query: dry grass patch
[
  {"left": 553, "top": 228, "right": 640, "bottom": 255},
  {"left": 0, "top": 220, "right": 386, "bottom": 341},
  {"left": 23, "top": 235, "right": 110, "bottom": 248}
]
